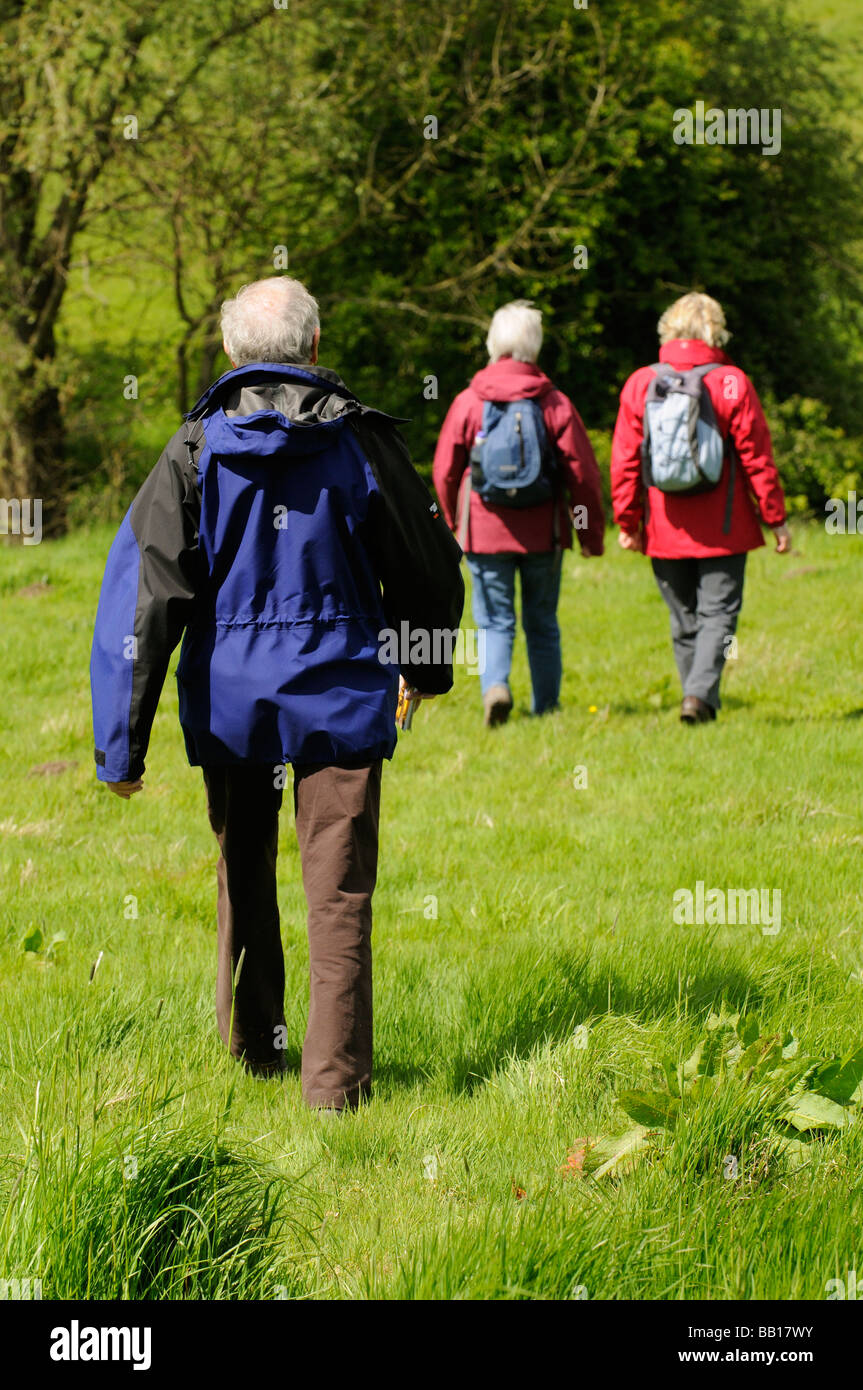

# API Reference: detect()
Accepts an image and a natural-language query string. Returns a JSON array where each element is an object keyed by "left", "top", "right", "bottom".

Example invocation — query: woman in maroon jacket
[
  {"left": 433, "top": 301, "right": 605, "bottom": 726},
  {"left": 611, "top": 292, "right": 790, "bottom": 723}
]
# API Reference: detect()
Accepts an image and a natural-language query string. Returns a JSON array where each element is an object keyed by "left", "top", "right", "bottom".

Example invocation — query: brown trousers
[{"left": 202, "top": 760, "right": 382, "bottom": 1109}]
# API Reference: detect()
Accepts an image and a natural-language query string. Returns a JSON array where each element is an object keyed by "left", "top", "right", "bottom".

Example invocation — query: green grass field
[{"left": 1, "top": 521, "right": 862, "bottom": 1300}]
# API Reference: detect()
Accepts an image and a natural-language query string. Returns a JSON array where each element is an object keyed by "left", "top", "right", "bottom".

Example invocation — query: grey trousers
[{"left": 651, "top": 554, "right": 746, "bottom": 710}]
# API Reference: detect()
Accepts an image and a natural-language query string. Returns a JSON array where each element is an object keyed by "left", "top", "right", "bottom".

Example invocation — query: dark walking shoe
[
  {"left": 484, "top": 684, "right": 512, "bottom": 727},
  {"left": 680, "top": 695, "right": 716, "bottom": 724},
  {"left": 532, "top": 703, "right": 561, "bottom": 717},
  {"left": 242, "top": 1052, "right": 288, "bottom": 1079}
]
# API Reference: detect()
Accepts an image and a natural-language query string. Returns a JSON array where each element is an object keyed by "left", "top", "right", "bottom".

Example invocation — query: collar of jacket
[
  {"left": 658, "top": 339, "right": 731, "bottom": 369},
  {"left": 469, "top": 357, "right": 554, "bottom": 402},
  {"left": 184, "top": 362, "right": 409, "bottom": 424}
]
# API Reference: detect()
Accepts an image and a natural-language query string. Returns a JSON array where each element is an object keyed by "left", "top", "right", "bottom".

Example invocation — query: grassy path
[{"left": 1, "top": 522, "right": 861, "bottom": 1298}]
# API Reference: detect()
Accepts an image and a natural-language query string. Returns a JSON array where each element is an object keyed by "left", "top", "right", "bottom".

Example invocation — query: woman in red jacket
[
  {"left": 433, "top": 301, "right": 605, "bottom": 725},
  {"left": 611, "top": 293, "right": 791, "bottom": 724}
]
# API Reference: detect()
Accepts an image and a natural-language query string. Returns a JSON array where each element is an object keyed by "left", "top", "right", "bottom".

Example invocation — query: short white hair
[
  {"left": 657, "top": 292, "right": 730, "bottom": 348},
  {"left": 486, "top": 299, "right": 543, "bottom": 364},
  {"left": 220, "top": 276, "right": 320, "bottom": 365}
]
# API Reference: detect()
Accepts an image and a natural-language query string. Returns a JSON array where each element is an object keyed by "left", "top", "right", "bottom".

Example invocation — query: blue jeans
[{"left": 466, "top": 552, "right": 562, "bottom": 713}]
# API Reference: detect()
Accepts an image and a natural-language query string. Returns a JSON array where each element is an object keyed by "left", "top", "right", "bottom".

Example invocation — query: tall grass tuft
[{"left": 0, "top": 1063, "right": 316, "bottom": 1300}]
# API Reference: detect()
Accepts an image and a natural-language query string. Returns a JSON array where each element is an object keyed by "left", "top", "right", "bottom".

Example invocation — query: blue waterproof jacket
[{"left": 90, "top": 364, "right": 464, "bottom": 781}]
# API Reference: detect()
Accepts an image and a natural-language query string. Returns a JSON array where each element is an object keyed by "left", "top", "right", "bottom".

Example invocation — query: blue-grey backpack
[
  {"left": 469, "top": 398, "right": 556, "bottom": 508},
  {"left": 641, "top": 362, "right": 736, "bottom": 533}
]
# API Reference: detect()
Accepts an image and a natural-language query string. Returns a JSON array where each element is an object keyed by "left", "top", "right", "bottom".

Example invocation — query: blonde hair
[
  {"left": 486, "top": 300, "right": 543, "bottom": 363},
  {"left": 657, "top": 292, "right": 730, "bottom": 348}
]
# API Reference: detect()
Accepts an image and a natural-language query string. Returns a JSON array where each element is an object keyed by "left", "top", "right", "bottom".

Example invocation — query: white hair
[
  {"left": 220, "top": 276, "right": 320, "bottom": 365},
  {"left": 486, "top": 299, "right": 543, "bottom": 364},
  {"left": 657, "top": 292, "right": 730, "bottom": 348}
]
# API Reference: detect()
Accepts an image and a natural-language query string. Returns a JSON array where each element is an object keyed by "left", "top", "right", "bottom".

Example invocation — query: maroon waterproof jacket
[
  {"left": 611, "top": 339, "right": 786, "bottom": 559},
  {"left": 432, "top": 358, "right": 605, "bottom": 556}
]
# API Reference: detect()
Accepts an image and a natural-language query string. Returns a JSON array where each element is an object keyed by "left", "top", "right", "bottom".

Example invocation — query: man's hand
[
  {"left": 397, "top": 674, "right": 437, "bottom": 731},
  {"left": 772, "top": 523, "right": 792, "bottom": 554},
  {"left": 618, "top": 528, "right": 644, "bottom": 553},
  {"left": 106, "top": 779, "right": 144, "bottom": 799}
]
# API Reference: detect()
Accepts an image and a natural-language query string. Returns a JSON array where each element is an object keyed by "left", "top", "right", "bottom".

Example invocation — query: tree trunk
[
  {"left": 195, "top": 334, "right": 224, "bottom": 403},
  {"left": 0, "top": 361, "right": 66, "bottom": 541},
  {"left": 175, "top": 330, "right": 223, "bottom": 417}
]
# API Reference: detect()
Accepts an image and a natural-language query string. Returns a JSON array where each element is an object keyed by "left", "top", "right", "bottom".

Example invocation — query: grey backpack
[{"left": 641, "top": 362, "right": 736, "bottom": 532}]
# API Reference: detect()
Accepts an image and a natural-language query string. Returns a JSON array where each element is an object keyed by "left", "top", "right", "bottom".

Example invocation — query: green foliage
[
  {"left": 766, "top": 394, "right": 862, "bottom": 515},
  {"left": 20, "top": 923, "right": 66, "bottom": 964},
  {"left": 37, "top": 0, "right": 862, "bottom": 515},
  {"left": 583, "top": 1010, "right": 863, "bottom": 1182}
]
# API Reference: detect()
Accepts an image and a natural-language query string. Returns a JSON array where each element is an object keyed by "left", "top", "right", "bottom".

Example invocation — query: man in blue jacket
[{"left": 90, "top": 275, "right": 464, "bottom": 1112}]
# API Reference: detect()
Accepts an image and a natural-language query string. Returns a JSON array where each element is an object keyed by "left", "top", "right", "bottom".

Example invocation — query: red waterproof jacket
[
  {"left": 432, "top": 358, "right": 605, "bottom": 556},
  {"left": 611, "top": 339, "right": 786, "bottom": 558}
]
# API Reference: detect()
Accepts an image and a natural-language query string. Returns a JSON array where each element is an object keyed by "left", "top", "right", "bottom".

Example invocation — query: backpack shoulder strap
[
  {"left": 722, "top": 448, "right": 736, "bottom": 535},
  {"left": 687, "top": 362, "right": 723, "bottom": 382},
  {"left": 182, "top": 419, "right": 206, "bottom": 486},
  {"left": 457, "top": 472, "right": 471, "bottom": 553}
]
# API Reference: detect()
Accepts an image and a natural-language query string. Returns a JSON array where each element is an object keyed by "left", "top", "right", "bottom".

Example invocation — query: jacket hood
[
  {"left": 659, "top": 339, "right": 733, "bottom": 370},
  {"left": 188, "top": 363, "right": 380, "bottom": 460},
  {"left": 469, "top": 358, "right": 554, "bottom": 402},
  {"left": 202, "top": 404, "right": 350, "bottom": 459}
]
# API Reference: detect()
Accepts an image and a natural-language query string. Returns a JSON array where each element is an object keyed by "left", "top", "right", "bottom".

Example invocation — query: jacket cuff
[
  {"left": 95, "top": 751, "right": 145, "bottom": 782},
  {"left": 401, "top": 666, "right": 454, "bottom": 695}
]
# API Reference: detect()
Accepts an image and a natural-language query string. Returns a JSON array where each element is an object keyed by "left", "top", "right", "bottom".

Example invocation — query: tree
[
  {"left": 6, "top": 0, "right": 860, "bottom": 518},
  {"left": 0, "top": 0, "right": 272, "bottom": 534}
]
